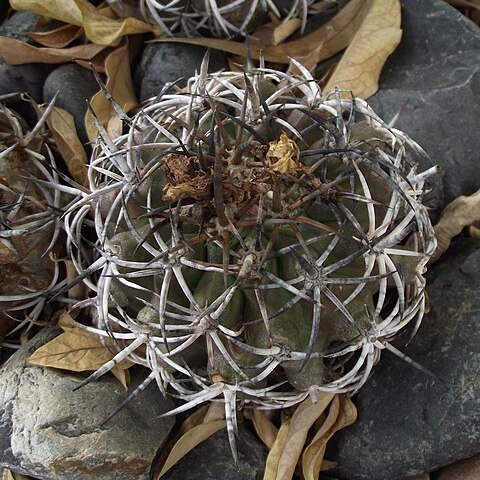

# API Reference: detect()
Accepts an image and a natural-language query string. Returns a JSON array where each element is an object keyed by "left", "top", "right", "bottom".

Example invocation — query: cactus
[
  {"left": 0, "top": 99, "right": 75, "bottom": 336},
  {"left": 140, "top": 0, "right": 317, "bottom": 37},
  {"left": 65, "top": 59, "right": 437, "bottom": 454}
]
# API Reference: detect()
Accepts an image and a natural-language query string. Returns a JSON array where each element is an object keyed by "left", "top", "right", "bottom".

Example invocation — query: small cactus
[
  {"left": 65, "top": 59, "right": 437, "bottom": 453},
  {"left": 141, "top": 0, "right": 318, "bottom": 37},
  {"left": 0, "top": 99, "right": 76, "bottom": 336}
]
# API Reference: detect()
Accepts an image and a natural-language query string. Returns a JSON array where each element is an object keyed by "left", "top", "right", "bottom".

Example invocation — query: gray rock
[
  {"left": 135, "top": 43, "right": 229, "bottom": 103},
  {"left": 0, "top": 11, "right": 54, "bottom": 120},
  {"left": 161, "top": 423, "right": 267, "bottom": 480},
  {"left": 43, "top": 64, "right": 99, "bottom": 144},
  {"left": 332, "top": 238, "right": 480, "bottom": 480},
  {"left": 369, "top": 0, "right": 480, "bottom": 216},
  {"left": 0, "top": 11, "right": 42, "bottom": 43},
  {"left": 0, "top": 327, "right": 175, "bottom": 480}
]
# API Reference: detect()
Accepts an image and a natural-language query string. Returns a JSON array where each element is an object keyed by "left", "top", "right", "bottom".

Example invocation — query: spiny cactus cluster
[
  {"left": 63, "top": 58, "right": 436, "bottom": 453},
  {"left": 0, "top": 98, "right": 78, "bottom": 339},
  {"left": 141, "top": 0, "right": 317, "bottom": 37}
]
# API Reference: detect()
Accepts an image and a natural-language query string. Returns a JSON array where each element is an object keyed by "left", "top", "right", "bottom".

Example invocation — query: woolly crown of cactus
[
  {"left": 0, "top": 100, "right": 72, "bottom": 332},
  {"left": 65, "top": 58, "right": 437, "bottom": 455},
  {"left": 141, "top": 0, "right": 317, "bottom": 37}
]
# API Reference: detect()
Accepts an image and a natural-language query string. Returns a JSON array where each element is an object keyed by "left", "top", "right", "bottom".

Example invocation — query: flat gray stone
[
  {"left": 43, "top": 64, "right": 99, "bottom": 144},
  {"left": 135, "top": 43, "right": 229, "bottom": 103},
  {"left": 369, "top": 0, "right": 480, "bottom": 216},
  {"left": 332, "top": 238, "right": 480, "bottom": 480},
  {"left": 0, "top": 327, "right": 175, "bottom": 480}
]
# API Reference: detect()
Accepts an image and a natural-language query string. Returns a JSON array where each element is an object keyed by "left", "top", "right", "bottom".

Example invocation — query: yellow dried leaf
[
  {"left": 324, "top": 0, "right": 402, "bottom": 98},
  {"left": 251, "top": 409, "right": 279, "bottom": 450},
  {"left": 252, "top": 18, "right": 302, "bottom": 46},
  {"left": 85, "top": 40, "right": 138, "bottom": 142},
  {"left": 111, "top": 364, "right": 130, "bottom": 390},
  {"left": 28, "top": 24, "right": 83, "bottom": 48},
  {"left": 58, "top": 311, "right": 77, "bottom": 331},
  {"left": 267, "top": 133, "right": 303, "bottom": 174},
  {"left": 302, "top": 395, "right": 357, "bottom": 480},
  {"left": 10, "top": 0, "right": 161, "bottom": 46},
  {"left": 2, "top": 469, "right": 29, "bottom": 480},
  {"left": 155, "top": 0, "right": 369, "bottom": 66},
  {"left": 42, "top": 106, "right": 88, "bottom": 187},
  {"left": 264, "top": 392, "right": 335, "bottom": 480},
  {"left": 432, "top": 189, "right": 480, "bottom": 262},
  {"left": 263, "top": 418, "right": 292, "bottom": 480},
  {"left": 0, "top": 36, "right": 108, "bottom": 66},
  {"left": 28, "top": 328, "right": 132, "bottom": 372},
  {"left": 157, "top": 419, "right": 227, "bottom": 478}
]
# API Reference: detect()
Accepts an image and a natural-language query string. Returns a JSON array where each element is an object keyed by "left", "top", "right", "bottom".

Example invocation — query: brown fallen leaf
[
  {"left": 302, "top": 395, "right": 357, "bottom": 480},
  {"left": 111, "top": 365, "right": 130, "bottom": 390},
  {"left": 85, "top": 40, "right": 138, "bottom": 142},
  {"left": 252, "top": 18, "right": 302, "bottom": 46},
  {"left": 154, "top": 0, "right": 370, "bottom": 67},
  {"left": 28, "top": 327, "right": 132, "bottom": 372},
  {"left": 264, "top": 392, "right": 335, "bottom": 480},
  {"left": 41, "top": 105, "right": 88, "bottom": 187},
  {"left": 10, "top": 0, "right": 162, "bottom": 46},
  {"left": 0, "top": 36, "right": 109, "bottom": 66},
  {"left": 251, "top": 408, "right": 279, "bottom": 450},
  {"left": 323, "top": 0, "right": 401, "bottom": 98},
  {"left": 28, "top": 23, "right": 83, "bottom": 48},
  {"left": 432, "top": 189, "right": 480, "bottom": 262},
  {"left": 156, "top": 403, "right": 227, "bottom": 478},
  {"left": 2, "top": 469, "right": 30, "bottom": 480}
]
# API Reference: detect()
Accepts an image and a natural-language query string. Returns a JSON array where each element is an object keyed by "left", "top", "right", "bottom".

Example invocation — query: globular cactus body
[
  {"left": 0, "top": 101, "right": 67, "bottom": 332},
  {"left": 66, "top": 60, "right": 437, "bottom": 445},
  {"left": 141, "top": 0, "right": 317, "bottom": 37}
]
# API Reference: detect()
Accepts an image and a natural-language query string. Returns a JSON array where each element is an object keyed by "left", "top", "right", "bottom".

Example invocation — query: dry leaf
[
  {"left": 10, "top": 0, "right": 161, "bottom": 46},
  {"left": 253, "top": 18, "right": 302, "bottom": 46},
  {"left": 302, "top": 395, "right": 357, "bottom": 480},
  {"left": 111, "top": 365, "right": 130, "bottom": 390},
  {"left": 263, "top": 392, "right": 335, "bottom": 480},
  {"left": 85, "top": 40, "right": 138, "bottom": 142},
  {"left": 157, "top": 404, "right": 227, "bottom": 478},
  {"left": 447, "top": 0, "right": 480, "bottom": 11},
  {"left": 2, "top": 470, "right": 30, "bottom": 480},
  {"left": 58, "top": 311, "right": 77, "bottom": 331},
  {"left": 28, "top": 24, "right": 83, "bottom": 48},
  {"left": 42, "top": 106, "right": 88, "bottom": 186},
  {"left": 28, "top": 328, "right": 132, "bottom": 372},
  {"left": 323, "top": 0, "right": 402, "bottom": 98},
  {"left": 267, "top": 132, "right": 303, "bottom": 174},
  {"left": 469, "top": 225, "right": 480, "bottom": 238},
  {"left": 155, "top": 0, "right": 370, "bottom": 67},
  {"left": 251, "top": 409, "right": 279, "bottom": 450},
  {"left": 0, "top": 37, "right": 109, "bottom": 67},
  {"left": 432, "top": 189, "right": 480, "bottom": 262}
]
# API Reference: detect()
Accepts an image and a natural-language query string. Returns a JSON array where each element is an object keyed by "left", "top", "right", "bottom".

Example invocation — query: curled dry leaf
[
  {"left": 85, "top": 40, "right": 138, "bottom": 142},
  {"left": 252, "top": 18, "right": 302, "bottom": 46},
  {"left": 2, "top": 469, "right": 30, "bottom": 480},
  {"left": 264, "top": 392, "right": 335, "bottom": 480},
  {"left": 324, "top": 0, "right": 402, "bottom": 98},
  {"left": 432, "top": 188, "right": 480, "bottom": 262},
  {"left": 266, "top": 132, "right": 303, "bottom": 174},
  {"left": 28, "top": 327, "right": 132, "bottom": 373},
  {"left": 156, "top": 403, "right": 227, "bottom": 479},
  {"left": 251, "top": 409, "right": 279, "bottom": 450},
  {"left": 41, "top": 105, "right": 88, "bottom": 187},
  {"left": 28, "top": 24, "right": 83, "bottom": 48},
  {"left": 0, "top": 37, "right": 108, "bottom": 67},
  {"left": 155, "top": 0, "right": 369, "bottom": 67},
  {"left": 10, "top": 0, "right": 162, "bottom": 46},
  {"left": 302, "top": 395, "right": 357, "bottom": 480}
]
